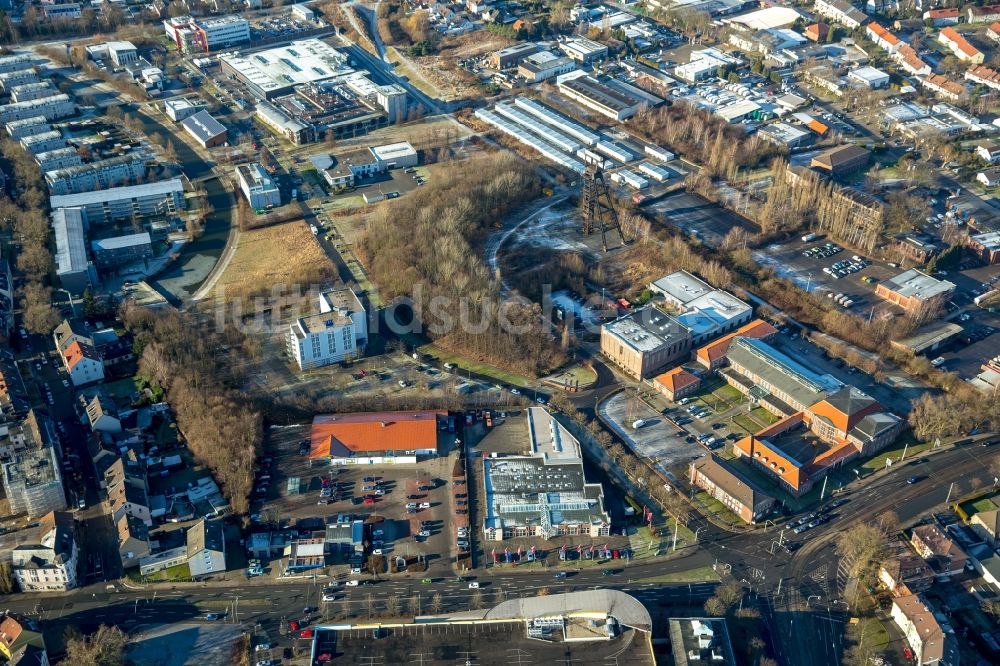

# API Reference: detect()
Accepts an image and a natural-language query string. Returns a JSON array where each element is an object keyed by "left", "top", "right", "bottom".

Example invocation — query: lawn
[
  {"left": 964, "top": 495, "right": 999, "bottom": 516},
  {"left": 211, "top": 220, "right": 335, "bottom": 303},
  {"left": 694, "top": 491, "right": 743, "bottom": 527},
  {"left": 141, "top": 563, "right": 192, "bottom": 583},
  {"left": 855, "top": 434, "right": 930, "bottom": 475},
  {"left": 103, "top": 377, "right": 138, "bottom": 401},
  {"left": 632, "top": 565, "right": 721, "bottom": 585},
  {"left": 732, "top": 413, "right": 760, "bottom": 434},
  {"left": 327, "top": 194, "right": 366, "bottom": 212},
  {"left": 418, "top": 343, "right": 534, "bottom": 387}
]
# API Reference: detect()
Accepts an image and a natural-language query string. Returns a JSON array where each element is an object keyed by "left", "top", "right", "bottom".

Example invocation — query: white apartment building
[
  {"left": 12, "top": 511, "right": 78, "bottom": 592},
  {"left": 287, "top": 289, "right": 367, "bottom": 370},
  {"left": 10, "top": 82, "right": 57, "bottom": 104},
  {"left": 0, "top": 94, "right": 76, "bottom": 123},
  {"left": 236, "top": 163, "right": 281, "bottom": 209},
  {"left": 35, "top": 147, "right": 82, "bottom": 173},
  {"left": 20, "top": 131, "right": 64, "bottom": 156},
  {"left": 0, "top": 69, "right": 37, "bottom": 92},
  {"left": 0, "top": 53, "right": 33, "bottom": 75},
  {"left": 164, "top": 15, "right": 250, "bottom": 53},
  {"left": 45, "top": 154, "right": 147, "bottom": 195},
  {"left": 2, "top": 446, "right": 66, "bottom": 519},
  {"left": 50, "top": 179, "right": 185, "bottom": 224},
  {"left": 5, "top": 116, "right": 48, "bottom": 140}
]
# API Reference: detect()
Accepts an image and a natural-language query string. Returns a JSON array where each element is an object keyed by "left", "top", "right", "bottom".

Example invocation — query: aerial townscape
[{"left": 0, "top": 0, "right": 999, "bottom": 664}]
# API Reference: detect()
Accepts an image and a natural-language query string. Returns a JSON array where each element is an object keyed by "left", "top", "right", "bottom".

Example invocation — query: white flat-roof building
[
  {"left": 0, "top": 53, "right": 32, "bottom": 75},
  {"left": 45, "top": 153, "right": 147, "bottom": 195},
  {"left": 369, "top": 141, "right": 418, "bottom": 168},
  {"left": 35, "top": 147, "right": 82, "bottom": 173},
  {"left": 0, "top": 69, "right": 37, "bottom": 92},
  {"left": 50, "top": 179, "right": 185, "bottom": 224},
  {"left": 236, "top": 163, "right": 281, "bottom": 209},
  {"left": 164, "top": 98, "right": 206, "bottom": 122},
  {"left": 20, "top": 130, "right": 64, "bottom": 155},
  {"left": 164, "top": 15, "right": 250, "bottom": 53},
  {"left": 107, "top": 41, "right": 139, "bottom": 67},
  {"left": 291, "top": 4, "right": 316, "bottom": 21},
  {"left": 848, "top": 66, "right": 890, "bottom": 89},
  {"left": 559, "top": 37, "right": 609, "bottom": 63},
  {"left": 649, "top": 270, "right": 714, "bottom": 307},
  {"left": 52, "top": 207, "right": 96, "bottom": 295},
  {"left": 0, "top": 94, "right": 76, "bottom": 123},
  {"left": 649, "top": 271, "right": 753, "bottom": 344},
  {"left": 219, "top": 39, "right": 351, "bottom": 99},
  {"left": 5, "top": 116, "right": 48, "bottom": 140},
  {"left": 10, "top": 81, "right": 57, "bottom": 104},
  {"left": 286, "top": 289, "right": 367, "bottom": 370}
]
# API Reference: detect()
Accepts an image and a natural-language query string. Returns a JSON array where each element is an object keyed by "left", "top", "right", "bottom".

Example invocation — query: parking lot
[
  {"left": 647, "top": 191, "right": 757, "bottom": 249},
  {"left": 752, "top": 237, "right": 904, "bottom": 316},
  {"left": 255, "top": 424, "right": 461, "bottom": 576}
]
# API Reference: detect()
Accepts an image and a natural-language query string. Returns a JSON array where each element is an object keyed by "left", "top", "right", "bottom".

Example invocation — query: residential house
[
  {"left": 116, "top": 512, "right": 151, "bottom": 569},
  {"left": 186, "top": 518, "right": 227, "bottom": 577},
  {"left": 938, "top": 27, "right": 984, "bottom": 63},
  {"left": 920, "top": 74, "right": 966, "bottom": 102},
  {"left": 890, "top": 593, "right": 960, "bottom": 666},
  {"left": 968, "top": 4, "right": 1000, "bottom": 23},
  {"left": 689, "top": 454, "right": 775, "bottom": 524},
  {"left": 977, "top": 141, "right": 1000, "bottom": 163},
  {"left": 922, "top": 8, "right": 960, "bottom": 26},
  {"left": 106, "top": 456, "right": 151, "bottom": 526},
  {"left": 813, "top": 0, "right": 867, "bottom": 29},
  {"left": 977, "top": 168, "right": 1000, "bottom": 188},
  {"left": 652, "top": 367, "right": 701, "bottom": 402},
  {"left": 83, "top": 393, "right": 121, "bottom": 433},
  {"left": 895, "top": 45, "right": 931, "bottom": 76},
  {"left": 970, "top": 507, "right": 1000, "bottom": 547},
  {"left": 60, "top": 340, "right": 104, "bottom": 387},
  {"left": 989, "top": 22, "right": 1000, "bottom": 43},
  {"left": 879, "top": 547, "right": 934, "bottom": 595},
  {"left": 966, "top": 64, "right": 1000, "bottom": 91},
  {"left": 0, "top": 614, "right": 45, "bottom": 661},
  {"left": 910, "top": 524, "right": 968, "bottom": 578},
  {"left": 11, "top": 511, "right": 78, "bottom": 592},
  {"left": 804, "top": 22, "right": 830, "bottom": 43},
  {"left": 866, "top": 23, "right": 901, "bottom": 54}
]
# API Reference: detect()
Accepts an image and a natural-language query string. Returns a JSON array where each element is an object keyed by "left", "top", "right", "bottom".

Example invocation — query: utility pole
[
  {"left": 945, "top": 482, "right": 955, "bottom": 506},
  {"left": 899, "top": 441, "right": 909, "bottom": 462},
  {"left": 820, "top": 476, "right": 828, "bottom": 501}
]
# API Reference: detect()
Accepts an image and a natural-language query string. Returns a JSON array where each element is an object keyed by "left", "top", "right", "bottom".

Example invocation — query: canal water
[{"left": 125, "top": 104, "right": 233, "bottom": 305}]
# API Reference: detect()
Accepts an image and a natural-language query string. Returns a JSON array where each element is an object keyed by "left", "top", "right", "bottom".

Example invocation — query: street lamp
[{"left": 807, "top": 595, "right": 821, "bottom": 605}]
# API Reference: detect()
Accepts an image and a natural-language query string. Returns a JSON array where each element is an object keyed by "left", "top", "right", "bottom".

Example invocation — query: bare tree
[
  {"left": 469, "top": 589, "right": 483, "bottom": 610},
  {"left": 363, "top": 593, "right": 376, "bottom": 619},
  {"left": 385, "top": 594, "right": 401, "bottom": 617},
  {"left": 429, "top": 592, "right": 442, "bottom": 614}
]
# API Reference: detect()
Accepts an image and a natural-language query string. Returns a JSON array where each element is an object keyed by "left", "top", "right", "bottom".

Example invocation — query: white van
[{"left": 632, "top": 418, "right": 652, "bottom": 430}]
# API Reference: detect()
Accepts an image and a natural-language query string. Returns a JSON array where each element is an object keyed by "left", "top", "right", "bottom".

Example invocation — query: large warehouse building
[
  {"left": 309, "top": 410, "right": 445, "bottom": 464},
  {"left": 219, "top": 39, "right": 352, "bottom": 99},
  {"left": 556, "top": 73, "right": 657, "bottom": 121},
  {"left": 482, "top": 407, "right": 611, "bottom": 542}
]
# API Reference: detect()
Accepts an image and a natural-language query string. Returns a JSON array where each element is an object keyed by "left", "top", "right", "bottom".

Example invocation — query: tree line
[
  {"left": 122, "top": 305, "right": 262, "bottom": 515},
  {"left": 358, "top": 152, "right": 567, "bottom": 377}
]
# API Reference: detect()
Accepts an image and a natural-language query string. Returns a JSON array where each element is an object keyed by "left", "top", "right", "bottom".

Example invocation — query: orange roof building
[
  {"left": 938, "top": 27, "right": 984, "bottom": 63},
  {"left": 61, "top": 340, "right": 103, "bottom": 386},
  {"left": 310, "top": 411, "right": 445, "bottom": 461},
  {"left": 807, "top": 119, "right": 830, "bottom": 136},
  {"left": 652, "top": 367, "right": 701, "bottom": 401},
  {"left": 805, "top": 22, "right": 829, "bottom": 43},
  {"left": 695, "top": 319, "right": 778, "bottom": 370},
  {"left": 866, "top": 22, "right": 901, "bottom": 53}
]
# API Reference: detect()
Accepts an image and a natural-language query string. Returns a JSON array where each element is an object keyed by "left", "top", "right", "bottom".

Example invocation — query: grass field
[
  {"left": 632, "top": 565, "right": 721, "bottom": 584},
  {"left": 212, "top": 220, "right": 334, "bottom": 302},
  {"left": 694, "top": 491, "right": 743, "bottom": 526},
  {"left": 419, "top": 343, "right": 534, "bottom": 387}
]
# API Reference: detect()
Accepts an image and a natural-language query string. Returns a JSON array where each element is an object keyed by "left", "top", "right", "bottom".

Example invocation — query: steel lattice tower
[{"left": 581, "top": 164, "right": 625, "bottom": 252}]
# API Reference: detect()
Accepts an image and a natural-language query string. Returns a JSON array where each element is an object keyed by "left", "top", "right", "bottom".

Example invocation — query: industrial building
[
  {"left": 513, "top": 97, "right": 599, "bottom": 146},
  {"left": 968, "top": 231, "right": 1000, "bottom": 264},
  {"left": 236, "top": 163, "right": 281, "bottom": 209},
  {"left": 52, "top": 207, "right": 96, "bottom": 295},
  {"left": 163, "top": 15, "right": 250, "bottom": 54},
  {"left": 50, "top": 179, "right": 185, "bottom": 224},
  {"left": 254, "top": 100, "right": 314, "bottom": 144},
  {"left": 45, "top": 154, "right": 147, "bottom": 195},
  {"left": 309, "top": 410, "right": 444, "bottom": 463},
  {"left": 10, "top": 82, "right": 57, "bottom": 103},
  {"left": 475, "top": 109, "right": 585, "bottom": 174},
  {"left": 695, "top": 319, "right": 778, "bottom": 370},
  {"left": 5, "top": 116, "right": 48, "bottom": 140},
  {"left": 219, "top": 39, "right": 351, "bottom": 99},
  {"left": 287, "top": 288, "right": 368, "bottom": 370},
  {"left": 0, "top": 94, "right": 76, "bottom": 123},
  {"left": 518, "top": 51, "right": 576, "bottom": 82},
  {"left": 491, "top": 43, "right": 540, "bottom": 69},
  {"left": 35, "top": 147, "right": 82, "bottom": 173},
  {"left": 90, "top": 233, "right": 154, "bottom": 269},
  {"left": 649, "top": 271, "right": 754, "bottom": 345},
  {"left": 875, "top": 269, "right": 956, "bottom": 316},
  {"left": 600, "top": 304, "right": 692, "bottom": 379},
  {"left": 556, "top": 73, "right": 650, "bottom": 121},
  {"left": 2, "top": 445, "right": 66, "bottom": 519},
  {"left": 482, "top": 407, "right": 611, "bottom": 541},
  {"left": 559, "top": 37, "right": 609, "bottom": 63},
  {"left": 181, "top": 110, "right": 227, "bottom": 149},
  {"left": 809, "top": 144, "right": 871, "bottom": 176},
  {"left": 164, "top": 98, "right": 206, "bottom": 122}
]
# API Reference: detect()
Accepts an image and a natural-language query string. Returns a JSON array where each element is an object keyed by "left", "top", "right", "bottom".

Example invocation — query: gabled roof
[
  {"left": 653, "top": 367, "right": 700, "bottom": 393},
  {"left": 310, "top": 411, "right": 444, "bottom": 458},
  {"left": 63, "top": 340, "right": 100, "bottom": 371},
  {"left": 808, "top": 386, "right": 880, "bottom": 433},
  {"left": 187, "top": 518, "right": 225, "bottom": 557},
  {"left": 690, "top": 454, "right": 773, "bottom": 512},
  {"left": 695, "top": 319, "right": 778, "bottom": 365}
]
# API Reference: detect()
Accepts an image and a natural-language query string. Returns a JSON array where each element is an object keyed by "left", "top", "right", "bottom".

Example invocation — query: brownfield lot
[
  {"left": 257, "top": 424, "right": 462, "bottom": 574},
  {"left": 210, "top": 219, "right": 334, "bottom": 301}
]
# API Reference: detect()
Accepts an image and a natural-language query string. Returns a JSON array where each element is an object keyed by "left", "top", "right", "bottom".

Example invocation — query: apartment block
[
  {"left": 50, "top": 179, "right": 185, "bottom": 224},
  {"left": 287, "top": 289, "right": 368, "bottom": 370},
  {"left": 45, "top": 154, "right": 147, "bottom": 195}
]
